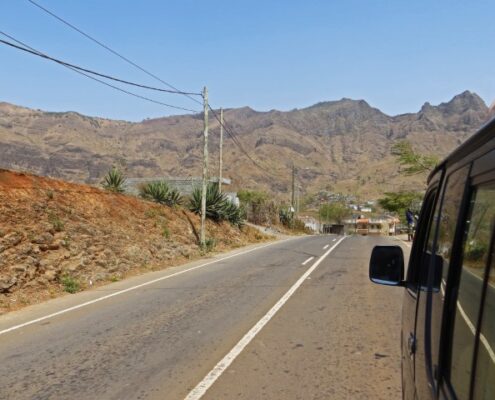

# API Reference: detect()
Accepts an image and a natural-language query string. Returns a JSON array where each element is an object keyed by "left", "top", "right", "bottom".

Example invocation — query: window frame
[{"left": 441, "top": 172, "right": 495, "bottom": 399}]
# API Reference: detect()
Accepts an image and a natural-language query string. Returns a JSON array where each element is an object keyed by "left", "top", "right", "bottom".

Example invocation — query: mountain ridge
[{"left": 0, "top": 91, "right": 491, "bottom": 198}]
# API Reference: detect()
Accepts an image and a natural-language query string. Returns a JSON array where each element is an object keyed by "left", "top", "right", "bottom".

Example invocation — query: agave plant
[
  {"left": 139, "top": 181, "right": 169, "bottom": 204},
  {"left": 190, "top": 183, "right": 244, "bottom": 226},
  {"left": 140, "top": 182, "right": 182, "bottom": 206},
  {"left": 102, "top": 167, "right": 126, "bottom": 193}
]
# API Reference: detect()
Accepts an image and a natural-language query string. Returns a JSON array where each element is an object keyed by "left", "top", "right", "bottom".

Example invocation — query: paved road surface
[{"left": 0, "top": 235, "right": 408, "bottom": 400}]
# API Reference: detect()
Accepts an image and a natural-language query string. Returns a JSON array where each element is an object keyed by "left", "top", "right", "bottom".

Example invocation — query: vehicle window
[
  {"left": 450, "top": 184, "right": 495, "bottom": 399},
  {"left": 427, "top": 166, "right": 469, "bottom": 392},
  {"left": 406, "top": 188, "right": 438, "bottom": 291},
  {"left": 435, "top": 168, "right": 470, "bottom": 288},
  {"left": 473, "top": 256, "right": 495, "bottom": 400}
]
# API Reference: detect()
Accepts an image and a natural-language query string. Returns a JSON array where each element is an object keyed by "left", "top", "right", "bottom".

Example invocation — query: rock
[
  {"left": 32, "top": 232, "right": 54, "bottom": 245},
  {"left": 0, "top": 276, "right": 17, "bottom": 293},
  {"left": 9, "top": 264, "right": 27, "bottom": 273},
  {"left": 2, "top": 232, "right": 22, "bottom": 247},
  {"left": 43, "top": 270, "right": 58, "bottom": 281},
  {"left": 16, "top": 243, "right": 34, "bottom": 255}
]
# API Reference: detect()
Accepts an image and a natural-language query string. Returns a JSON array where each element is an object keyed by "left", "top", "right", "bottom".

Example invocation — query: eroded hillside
[
  {"left": 0, "top": 169, "right": 269, "bottom": 314},
  {"left": 0, "top": 91, "right": 491, "bottom": 198}
]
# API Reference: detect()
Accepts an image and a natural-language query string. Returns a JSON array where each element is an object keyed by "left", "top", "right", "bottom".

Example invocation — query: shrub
[
  {"left": 166, "top": 188, "right": 183, "bottom": 206},
  {"left": 201, "top": 237, "right": 216, "bottom": 253},
  {"left": 189, "top": 183, "right": 244, "bottom": 226},
  {"left": 140, "top": 182, "right": 182, "bottom": 206},
  {"left": 48, "top": 214, "right": 64, "bottom": 232},
  {"left": 102, "top": 167, "right": 126, "bottom": 193},
  {"left": 162, "top": 225, "right": 171, "bottom": 239},
  {"left": 60, "top": 275, "right": 80, "bottom": 293}
]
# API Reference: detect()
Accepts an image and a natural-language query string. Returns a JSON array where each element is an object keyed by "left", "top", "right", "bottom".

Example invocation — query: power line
[
  {"left": 0, "top": 35, "right": 201, "bottom": 96},
  {"left": 208, "top": 105, "right": 284, "bottom": 179},
  {"left": 0, "top": 33, "right": 199, "bottom": 113},
  {"left": 27, "top": 0, "right": 203, "bottom": 107}
]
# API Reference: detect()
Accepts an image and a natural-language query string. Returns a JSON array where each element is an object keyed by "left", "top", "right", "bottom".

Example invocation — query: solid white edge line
[
  {"left": 184, "top": 236, "right": 347, "bottom": 400},
  {"left": 301, "top": 256, "right": 314, "bottom": 266},
  {"left": 0, "top": 238, "right": 295, "bottom": 336},
  {"left": 323, "top": 244, "right": 329, "bottom": 249},
  {"left": 441, "top": 279, "right": 495, "bottom": 364}
]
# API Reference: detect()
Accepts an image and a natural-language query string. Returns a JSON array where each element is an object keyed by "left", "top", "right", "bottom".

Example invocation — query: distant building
[{"left": 343, "top": 216, "right": 400, "bottom": 236}]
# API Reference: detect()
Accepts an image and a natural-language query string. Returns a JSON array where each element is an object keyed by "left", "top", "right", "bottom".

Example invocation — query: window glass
[
  {"left": 471, "top": 186, "right": 495, "bottom": 400},
  {"left": 436, "top": 169, "right": 470, "bottom": 284},
  {"left": 451, "top": 184, "right": 495, "bottom": 399},
  {"left": 405, "top": 188, "right": 438, "bottom": 291}
]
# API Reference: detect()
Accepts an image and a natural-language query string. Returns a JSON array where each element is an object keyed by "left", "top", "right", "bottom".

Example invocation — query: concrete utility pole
[
  {"left": 291, "top": 163, "right": 296, "bottom": 212},
  {"left": 218, "top": 108, "right": 224, "bottom": 193},
  {"left": 200, "top": 86, "right": 209, "bottom": 246}
]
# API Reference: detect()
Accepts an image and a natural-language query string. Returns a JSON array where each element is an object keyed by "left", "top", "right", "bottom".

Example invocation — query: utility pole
[
  {"left": 218, "top": 108, "right": 224, "bottom": 193},
  {"left": 291, "top": 163, "right": 295, "bottom": 213},
  {"left": 200, "top": 86, "right": 208, "bottom": 246}
]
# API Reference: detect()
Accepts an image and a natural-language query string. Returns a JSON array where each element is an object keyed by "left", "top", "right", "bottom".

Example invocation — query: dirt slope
[{"left": 0, "top": 169, "right": 270, "bottom": 314}]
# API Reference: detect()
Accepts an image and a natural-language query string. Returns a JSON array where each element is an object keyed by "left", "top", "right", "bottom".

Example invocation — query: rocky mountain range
[{"left": 0, "top": 91, "right": 492, "bottom": 199}]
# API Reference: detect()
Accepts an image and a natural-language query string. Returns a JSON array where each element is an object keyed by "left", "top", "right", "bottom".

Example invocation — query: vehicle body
[{"left": 369, "top": 117, "right": 495, "bottom": 399}]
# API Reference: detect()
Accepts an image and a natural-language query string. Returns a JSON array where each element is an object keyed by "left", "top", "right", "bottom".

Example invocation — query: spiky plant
[
  {"left": 190, "top": 183, "right": 244, "bottom": 226},
  {"left": 139, "top": 181, "right": 169, "bottom": 204},
  {"left": 166, "top": 188, "right": 182, "bottom": 206},
  {"left": 102, "top": 167, "right": 126, "bottom": 193}
]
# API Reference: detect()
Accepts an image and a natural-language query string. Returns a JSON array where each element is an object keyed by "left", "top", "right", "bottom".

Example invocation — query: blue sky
[{"left": 1, "top": 0, "right": 494, "bottom": 121}]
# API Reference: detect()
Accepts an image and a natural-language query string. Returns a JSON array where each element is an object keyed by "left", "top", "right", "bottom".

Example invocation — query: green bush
[
  {"left": 102, "top": 167, "right": 126, "bottom": 193},
  {"left": 48, "top": 214, "right": 64, "bottom": 232},
  {"left": 60, "top": 275, "right": 80, "bottom": 294},
  {"left": 201, "top": 237, "right": 216, "bottom": 252},
  {"left": 140, "top": 181, "right": 182, "bottom": 206},
  {"left": 189, "top": 183, "right": 244, "bottom": 226},
  {"left": 162, "top": 225, "right": 171, "bottom": 239}
]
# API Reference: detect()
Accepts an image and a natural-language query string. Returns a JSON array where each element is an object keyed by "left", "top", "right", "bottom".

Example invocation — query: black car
[{"left": 370, "top": 118, "right": 495, "bottom": 399}]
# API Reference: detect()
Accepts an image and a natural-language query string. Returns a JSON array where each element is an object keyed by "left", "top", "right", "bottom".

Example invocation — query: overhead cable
[
  {"left": 0, "top": 33, "right": 199, "bottom": 113},
  {"left": 27, "top": 0, "right": 203, "bottom": 106}
]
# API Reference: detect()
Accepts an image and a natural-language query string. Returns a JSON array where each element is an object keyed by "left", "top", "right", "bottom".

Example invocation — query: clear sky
[{"left": 1, "top": 0, "right": 494, "bottom": 121}]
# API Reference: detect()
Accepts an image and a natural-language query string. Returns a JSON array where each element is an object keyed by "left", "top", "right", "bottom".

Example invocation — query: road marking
[
  {"left": 302, "top": 256, "right": 314, "bottom": 265},
  {"left": 185, "top": 236, "right": 347, "bottom": 400},
  {"left": 441, "top": 280, "right": 495, "bottom": 365},
  {"left": 323, "top": 244, "right": 329, "bottom": 249},
  {"left": 332, "top": 238, "right": 336, "bottom": 242},
  {"left": 0, "top": 238, "right": 295, "bottom": 337}
]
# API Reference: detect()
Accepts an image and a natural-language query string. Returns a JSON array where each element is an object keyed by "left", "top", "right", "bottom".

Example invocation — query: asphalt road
[{"left": 0, "top": 235, "right": 407, "bottom": 400}]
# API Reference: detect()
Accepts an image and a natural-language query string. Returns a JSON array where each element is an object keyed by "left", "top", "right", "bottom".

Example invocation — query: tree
[
  {"left": 391, "top": 140, "right": 439, "bottom": 175},
  {"left": 378, "top": 191, "right": 423, "bottom": 222},
  {"left": 319, "top": 202, "right": 349, "bottom": 224}
]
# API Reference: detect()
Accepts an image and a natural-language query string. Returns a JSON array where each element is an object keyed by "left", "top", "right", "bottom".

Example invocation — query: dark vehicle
[{"left": 370, "top": 118, "right": 495, "bottom": 400}]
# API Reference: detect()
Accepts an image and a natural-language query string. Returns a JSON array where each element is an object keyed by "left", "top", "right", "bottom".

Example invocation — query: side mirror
[{"left": 369, "top": 245, "right": 404, "bottom": 286}]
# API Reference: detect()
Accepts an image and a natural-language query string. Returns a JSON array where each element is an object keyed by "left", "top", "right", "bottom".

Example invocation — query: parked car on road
[{"left": 369, "top": 118, "right": 495, "bottom": 400}]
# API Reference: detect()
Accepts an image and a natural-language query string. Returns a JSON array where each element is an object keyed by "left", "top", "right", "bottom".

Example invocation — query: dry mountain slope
[{"left": 0, "top": 91, "right": 490, "bottom": 197}]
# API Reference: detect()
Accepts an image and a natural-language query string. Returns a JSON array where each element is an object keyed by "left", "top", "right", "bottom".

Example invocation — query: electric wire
[
  {"left": 0, "top": 36, "right": 201, "bottom": 97},
  {"left": 208, "top": 105, "right": 285, "bottom": 179},
  {"left": 0, "top": 33, "right": 199, "bottom": 113},
  {"left": 27, "top": 0, "right": 203, "bottom": 106}
]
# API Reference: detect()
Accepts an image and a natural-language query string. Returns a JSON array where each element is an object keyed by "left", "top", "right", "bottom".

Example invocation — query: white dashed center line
[{"left": 302, "top": 256, "right": 314, "bottom": 265}]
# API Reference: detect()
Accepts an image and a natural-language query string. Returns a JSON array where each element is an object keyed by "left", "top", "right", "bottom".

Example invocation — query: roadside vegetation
[
  {"left": 139, "top": 181, "right": 182, "bottom": 206},
  {"left": 102, "top": 167, "right": 126, "bottom": 193},
  {"left": 189, "top": 183, "right": 244, "bottom": 227}
]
